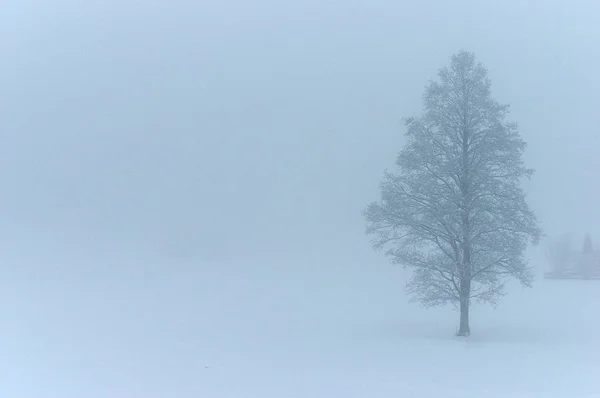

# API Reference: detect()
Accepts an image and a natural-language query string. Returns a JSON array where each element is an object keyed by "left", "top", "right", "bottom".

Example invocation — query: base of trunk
[{"left": 458, "top": 298, "right": 470, "bottom": 337}]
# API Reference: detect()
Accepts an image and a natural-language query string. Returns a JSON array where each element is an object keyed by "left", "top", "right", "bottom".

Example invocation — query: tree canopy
[{"left": 364, "top": 50, "right": 542, "bottom": 336}]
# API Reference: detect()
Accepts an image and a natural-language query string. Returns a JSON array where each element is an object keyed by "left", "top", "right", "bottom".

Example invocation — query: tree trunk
[{"left": 457, "top": 296, "right": 470, "bottom": 336}]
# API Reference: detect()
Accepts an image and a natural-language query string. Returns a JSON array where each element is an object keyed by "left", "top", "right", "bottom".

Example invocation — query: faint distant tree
[
  {"left": 583, "top": 233, "right": 593, "bottom": 254},
  {"left": 545, "top": 234, "right": 572, "bottom": 276},
  {"left": 364, "top": 50, "right": 542, "bottom": 336},
  {"left": 580, "top": 233, "right": 594, "bottom": 278}
]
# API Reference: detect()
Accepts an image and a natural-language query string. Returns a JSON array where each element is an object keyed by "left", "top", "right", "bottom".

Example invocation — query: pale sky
[
  {"left": 1, "top": 1, "right": 600, "bottom": 396},
  {"left": 2, "top": 1, "right": 599, "bottom": 259}
]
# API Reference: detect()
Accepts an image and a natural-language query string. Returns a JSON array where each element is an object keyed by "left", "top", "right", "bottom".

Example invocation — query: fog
[{"left": 1, "top": 1, "right": 600, "bottom": 396}]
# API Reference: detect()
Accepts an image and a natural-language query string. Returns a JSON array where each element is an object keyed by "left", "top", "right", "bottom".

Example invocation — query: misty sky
[
  {"left": 2, "top": 1, "right": 599, "bottom": 262},
  {"left": 2, "top": 1, "right": 600, "bottom": 396}
]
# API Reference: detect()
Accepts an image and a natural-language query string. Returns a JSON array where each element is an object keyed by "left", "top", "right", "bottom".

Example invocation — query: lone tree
[{"left": 364, "top": 51, "right": 542, "bottom": 336}]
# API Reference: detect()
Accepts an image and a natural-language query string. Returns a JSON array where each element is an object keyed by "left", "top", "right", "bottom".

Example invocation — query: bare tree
[{"left": 364, "top": 51, "right": 542, "bottom": 336}]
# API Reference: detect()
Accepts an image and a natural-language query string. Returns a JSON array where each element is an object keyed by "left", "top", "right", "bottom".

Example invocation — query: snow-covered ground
[{"left": 1, "top": 231, "right": 599, "bottom": 397}]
